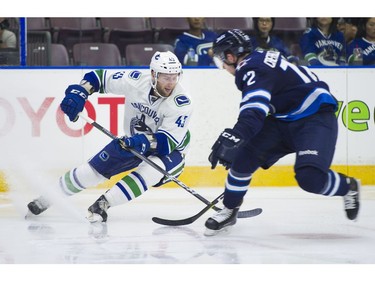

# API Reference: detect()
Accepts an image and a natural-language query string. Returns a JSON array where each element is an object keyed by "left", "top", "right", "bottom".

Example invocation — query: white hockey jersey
[{"left": 93, "top": 69, "right": 193, "bottom": 156}]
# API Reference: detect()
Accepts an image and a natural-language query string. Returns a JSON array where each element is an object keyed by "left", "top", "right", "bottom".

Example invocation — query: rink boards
[{"left": 1, "top": 67, "right": 374, "bottom": 191}]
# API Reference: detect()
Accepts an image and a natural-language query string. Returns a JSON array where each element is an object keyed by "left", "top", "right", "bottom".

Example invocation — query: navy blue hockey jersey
[
  {"left": 174, "top": 30, "right": 218, "bottom": 66},
  {"left": 347, "top": 37, "right": 375, "bottom": 65},
  {"left": 232, "top": 50, "right": 338, "bottom": 139},
  {"left": 300, "top": 27, "right": 346, "bottom": 66}
]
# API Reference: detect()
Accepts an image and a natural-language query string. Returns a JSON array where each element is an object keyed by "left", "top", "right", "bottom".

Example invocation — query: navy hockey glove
[
  {"left": 60, "top": 84, "right": 89, "bottom": 122},
  {"left": 122, "top": 134, "right": 150, "bottom": 155},
  {"left": 208, "top": 128, "right": 245, "bottom": 170}
]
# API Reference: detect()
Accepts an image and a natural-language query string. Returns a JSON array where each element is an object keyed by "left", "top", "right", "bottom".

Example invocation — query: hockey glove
[
  {"left": 122, "top": 134, "right": 150, "bottom": 155},
  {"left": 208, "top": 128, "right": 245, "bottom": 170},
  {"left": 60, "top": 84, "right": 89, "bottom": 122}
]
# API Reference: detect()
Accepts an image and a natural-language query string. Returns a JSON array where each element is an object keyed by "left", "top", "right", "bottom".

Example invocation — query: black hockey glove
[{"left": 208, "top": 128, "right": 245, "bottom": 170}]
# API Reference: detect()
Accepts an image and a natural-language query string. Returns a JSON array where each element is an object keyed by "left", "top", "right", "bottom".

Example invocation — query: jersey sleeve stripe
[
  {"left": 157, "top": 129, "right": 179, "bottom": 145},
  {"left": 176, "top": 131, "right": 190, "bottom": 151},
  {"left": 240, "top": 102, "right": 270, "bottom": 116},
  {"left": 242, "top": 89, "right": 271, "bottom": 104},
  {"left": 274, "top": 88, "right": 337, "bottom": 121}
]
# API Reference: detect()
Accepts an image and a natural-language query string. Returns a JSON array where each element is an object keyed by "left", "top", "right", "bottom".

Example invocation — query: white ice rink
[{"left": 1, "top": 185, "right": 375, "bottom": 279}]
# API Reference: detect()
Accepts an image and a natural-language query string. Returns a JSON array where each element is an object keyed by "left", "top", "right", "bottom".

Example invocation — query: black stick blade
[
  {"left": 152, "top": 207, "right": 263, "bottom": 226},
  {"left": 237, "top": 208, "right": 263, "bottom": 218}
]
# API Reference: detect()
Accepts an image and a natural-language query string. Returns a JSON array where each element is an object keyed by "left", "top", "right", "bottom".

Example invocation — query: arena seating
[
  {"left": 100, "top": 17, "right": 153, "bottom": 57},
  {"left": 50, "top": 44, "right": 70, "bottom": 66},
  {"left": 16, "top": 17, "right": 310, "bottom": 66},
  {"left": 125, "top": 43, "right": 174, "bottom": 66},
  {"left": 72, "top": 43, "right": 122, "bottom": 66}
]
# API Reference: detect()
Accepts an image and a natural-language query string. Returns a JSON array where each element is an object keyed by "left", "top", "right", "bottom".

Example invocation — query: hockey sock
[
  {"left": 223, "top": 169, "right": 250, "bottom": 209},
  {"left": 104, "top": 171, "right": 148, "bottom": 207},
  {"left": 320, "top": 170, "right": 350, "bottom": 196},
  {"left": 59, "top": 163, "right": 106, "bottom": 196}
]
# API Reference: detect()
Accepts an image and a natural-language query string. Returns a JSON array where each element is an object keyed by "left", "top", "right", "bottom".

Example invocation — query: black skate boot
[
  {"left": 204, "top": 204, "right": 241, "bottom": 236},
  {"left": 344, "top": 177, "right": 360, "bottom": 220},
  {"left": 26, "top": 196, "right": 50, "bottom": 216},
  {"left": 87, "top": 195, "right": 110, "bottom": 223}
]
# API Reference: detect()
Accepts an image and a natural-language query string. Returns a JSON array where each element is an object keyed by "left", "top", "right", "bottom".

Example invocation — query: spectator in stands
[
  {"left": 347, "top": 18, "right": 375, "bottom": 65},
  {"left": 300, "top": 18, "right": 346, "bottom": 66},
  {"left": 0, "top": 18, "right": 16, "bottom": 49},
  {"left": 251, "top": 17, "right": 299, "bottom": 64},
  {"left": 337, "top": 18, "right": 358, "bottom": 45},
  {"left": 174, "top": 18, "right": 217, "bottom": 66}
]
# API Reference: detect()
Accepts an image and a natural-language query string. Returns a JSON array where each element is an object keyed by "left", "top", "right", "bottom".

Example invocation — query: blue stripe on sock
[
  {"left": 116, "top": 181, "right": 132, "bottom": 200},
  {"left": 72, "top": 168, "right": 85, "bottom": 189},
  {"left": 132, "top": 171, "right": 148, "bottom": 192}
]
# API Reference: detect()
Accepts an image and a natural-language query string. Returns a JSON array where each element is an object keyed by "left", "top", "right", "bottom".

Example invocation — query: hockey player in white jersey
[{"left": 27, "top": 51, "right": 193, "bottom": 223}]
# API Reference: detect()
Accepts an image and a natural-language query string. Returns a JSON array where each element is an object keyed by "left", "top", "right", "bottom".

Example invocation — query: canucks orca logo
[
  {"left": 130, "top": 115, "right": 154, "bottom": 136},
  {"left": 174, "top": 95, "right": 191, "bottom": 107},
  {"left": 129, "top": 70, "right": 142, "bottom": 80}
]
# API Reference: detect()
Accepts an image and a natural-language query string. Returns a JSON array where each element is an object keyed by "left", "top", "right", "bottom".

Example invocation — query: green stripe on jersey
[
  {"left": 176, "top": 131, "right": 190, "bottom": 150},
  {"left": 94, "top": 69, "right": 105, "bottom": 93}
]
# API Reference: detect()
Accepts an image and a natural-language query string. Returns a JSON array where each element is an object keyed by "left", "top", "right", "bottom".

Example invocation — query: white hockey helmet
[{"left": 150, "top": 51, "right": 182, "bottom": 75}]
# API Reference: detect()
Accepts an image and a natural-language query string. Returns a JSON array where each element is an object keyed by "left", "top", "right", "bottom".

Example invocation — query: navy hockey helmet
[{"left": 212, "top": 29, "right": 253, "bottom": 61}]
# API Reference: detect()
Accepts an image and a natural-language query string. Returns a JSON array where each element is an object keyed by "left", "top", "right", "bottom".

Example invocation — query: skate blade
[
  {"left": 204, "top": 225, "right": 232, "bottom": 237},
  {"left": 86, "top": 212, "right": 104, "bottom": 223},
  {"left": 25, "top": 210, "right": 36, "bottom": 220},
  {"left": 25, "top": 210, "right": 37, "bottom": 220}
]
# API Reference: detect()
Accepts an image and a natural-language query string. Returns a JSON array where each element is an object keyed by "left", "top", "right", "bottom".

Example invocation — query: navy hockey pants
[{"left": 232, "top": 111, "right": 338, "bottom": 192}]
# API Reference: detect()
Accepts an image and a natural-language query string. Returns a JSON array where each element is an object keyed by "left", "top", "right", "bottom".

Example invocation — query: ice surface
[{"left": 1, "top": 185, "right": 374, "bottom": 279}]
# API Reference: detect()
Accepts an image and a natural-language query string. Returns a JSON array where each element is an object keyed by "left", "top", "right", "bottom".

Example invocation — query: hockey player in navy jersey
[
  {"left": 205, "top": 29, "right": 360, "bottom": 236},
  {"left": 300, "top": 18, "right": 346, "bottom": 66},
  {"left": 27, "top": 51, "right": 193, "bottom": 223}
]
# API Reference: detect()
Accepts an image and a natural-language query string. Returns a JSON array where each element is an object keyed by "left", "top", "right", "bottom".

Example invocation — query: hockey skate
[
  {"left": 204, "top": 205, "right": 241, "bottom": 236},
  {"left": 344, "top": 177, "right": 360, "bottom": 221},
  {"left": 87, "top": 195, "right": 110, "bottom": 223},
  {"left": 26, "top": 196, "right": 50, "bottom": 218}
]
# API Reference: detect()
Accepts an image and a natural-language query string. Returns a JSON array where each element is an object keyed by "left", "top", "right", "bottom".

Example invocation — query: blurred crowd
[{"left": 0, "top": 17, "right": 374, "bottom": 66}]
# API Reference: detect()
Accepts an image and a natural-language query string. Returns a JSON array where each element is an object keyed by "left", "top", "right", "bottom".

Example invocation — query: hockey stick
[
  {"left": 78, "top": 113, "right": 225, "bottom": 211},
  {"left": 152, "top": 192, "right": 263, "bottom": 226},
  {"left": 78, "top": 113, "right": 261, "bottom": 223},
  {"left": 152, "top": 192, "right": 224, "bottom": 226}
]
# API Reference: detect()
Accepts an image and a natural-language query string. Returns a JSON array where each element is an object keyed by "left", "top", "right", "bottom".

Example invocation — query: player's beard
[{"left": 154, "top": 82, "right": 173, "bottom": 98}]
